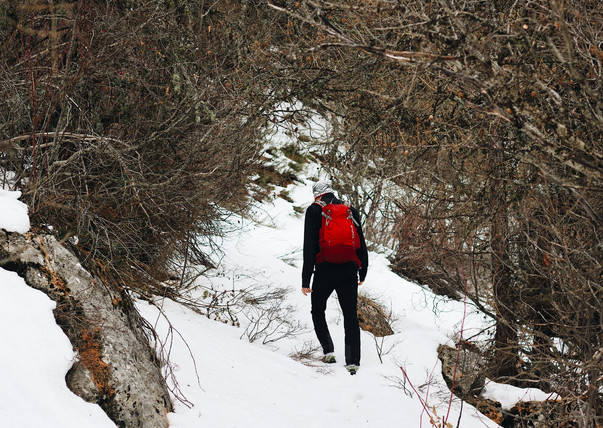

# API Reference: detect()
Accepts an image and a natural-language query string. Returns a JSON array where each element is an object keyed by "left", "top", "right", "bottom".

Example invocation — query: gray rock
[
  {"left": 1, "top": 231, "right": 173, "bottom": 428},
  {"left": 438, "top": 343, "right": 486, "bottom": 398}
]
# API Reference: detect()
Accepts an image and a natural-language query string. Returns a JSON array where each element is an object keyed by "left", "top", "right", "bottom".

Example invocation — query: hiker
[{"left": 301, "top": 180, "right": 369, "bottom": 375}]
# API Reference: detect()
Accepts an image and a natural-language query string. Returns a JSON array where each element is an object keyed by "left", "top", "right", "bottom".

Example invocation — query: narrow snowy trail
[{"left": 136, "top": 181, "right": 500, "bottom": 428}]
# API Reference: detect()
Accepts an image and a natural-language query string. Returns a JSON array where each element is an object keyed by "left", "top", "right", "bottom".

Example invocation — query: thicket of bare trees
[
  {"left": 0, "top": 0, "right": 291, "bottom": 293},
  {"left": 270, "top": 0, "right": 602, "bottom": 425}
]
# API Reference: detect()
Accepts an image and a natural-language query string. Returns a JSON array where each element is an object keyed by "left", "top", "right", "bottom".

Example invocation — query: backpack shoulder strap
[
  {"left": 313, "top": 199, "right": 334, "bottom": 223},
  {"left": 343, "top": 202, "right": 360, "bottom": 227}
]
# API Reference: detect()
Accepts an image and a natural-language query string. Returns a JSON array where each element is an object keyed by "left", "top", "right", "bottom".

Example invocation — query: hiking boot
[
  {"left": 345, "top": 364, "right": 359, "bottom": 375},
  {"left": 322, "top": 353, "right": 336, "bottom": 364}
]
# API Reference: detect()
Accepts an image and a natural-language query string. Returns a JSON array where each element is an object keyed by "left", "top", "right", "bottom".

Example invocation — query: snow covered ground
[
  {"left": 0, "top": 189, "right": 29, "bottom": 234},
  {"left": 0, "top": 169, "right": 554, "bottom": 427}
]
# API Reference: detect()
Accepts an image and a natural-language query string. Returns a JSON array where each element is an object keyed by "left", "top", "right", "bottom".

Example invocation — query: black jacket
[{"left": 302, "top": 193, "right": 369, "bottom": 288}]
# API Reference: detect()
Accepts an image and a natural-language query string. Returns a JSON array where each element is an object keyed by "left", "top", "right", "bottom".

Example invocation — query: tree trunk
[{"left": 489, "top": 136, "right": 518, "bottom": 379}]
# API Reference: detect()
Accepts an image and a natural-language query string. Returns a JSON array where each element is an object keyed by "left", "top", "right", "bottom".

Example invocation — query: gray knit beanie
[{"left": 312, "top": 180, "right": 334, "bottom": 198}]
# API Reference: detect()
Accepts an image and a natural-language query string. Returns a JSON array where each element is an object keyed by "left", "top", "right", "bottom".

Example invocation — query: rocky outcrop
[
  {"left": 0, "top": 231, "right": 172, "bottom": 428},
  {"left": 438, "top": 343, "right": 486, "bottom": 398},
  {"left": 357, "top": 293, "right": 394, "bottom": 337},
  {"left": 438, "top": 343, "right": 504, "bottom": 425}
]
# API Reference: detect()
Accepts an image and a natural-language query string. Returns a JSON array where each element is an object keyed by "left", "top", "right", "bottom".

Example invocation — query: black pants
[{"left": 311, "top": 263, "right": 360, "bottom": 366}]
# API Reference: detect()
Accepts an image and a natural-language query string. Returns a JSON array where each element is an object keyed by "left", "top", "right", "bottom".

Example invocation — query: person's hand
[
  {"left": 358, "top": 281, "right": 364, "bottom": 286},
  {"left": 302, "top": 287, "right": 312, "bottom": 296}
]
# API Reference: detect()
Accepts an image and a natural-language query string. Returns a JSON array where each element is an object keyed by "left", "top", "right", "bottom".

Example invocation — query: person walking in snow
[{"left": 302, "top": 180, "right": 368, "bottom": 375}]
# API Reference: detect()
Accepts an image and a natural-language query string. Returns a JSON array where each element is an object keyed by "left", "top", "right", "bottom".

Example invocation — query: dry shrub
[{"left": 0, "top": 0, "right": 281, "bottom": 296}]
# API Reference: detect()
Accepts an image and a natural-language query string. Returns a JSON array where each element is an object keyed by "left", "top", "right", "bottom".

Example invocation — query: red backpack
[{"left": 314, "top": 200, "right": 361, "bottom": 267}]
